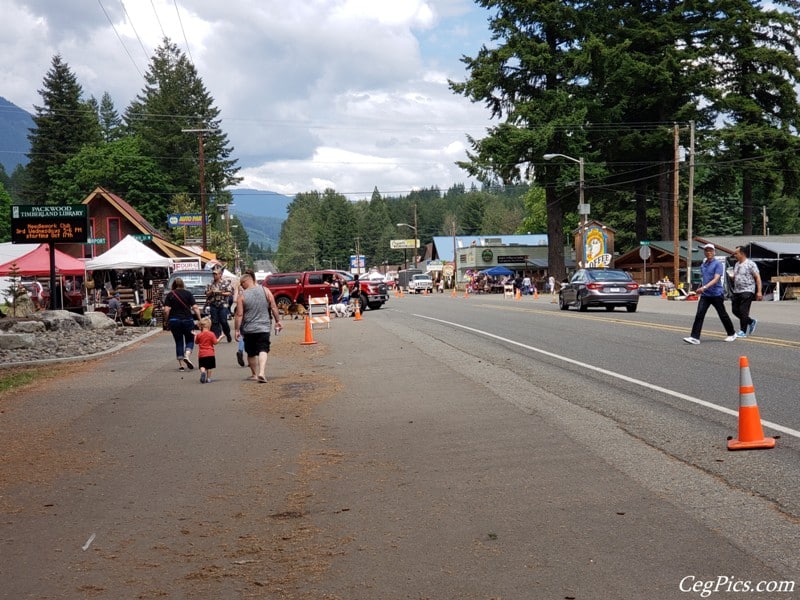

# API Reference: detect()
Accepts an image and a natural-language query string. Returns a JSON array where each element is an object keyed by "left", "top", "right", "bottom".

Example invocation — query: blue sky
[{"left": 1, "top": 0, "right": 496, "bottom": 199}]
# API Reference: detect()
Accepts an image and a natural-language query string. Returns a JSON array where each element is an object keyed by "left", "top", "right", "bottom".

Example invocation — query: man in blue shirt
[{"left": 684, "top": 243, "right": 737, "bottom": 345}]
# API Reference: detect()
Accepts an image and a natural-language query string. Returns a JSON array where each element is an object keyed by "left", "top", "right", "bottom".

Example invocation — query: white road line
[{"left": 416, "top": 314, "right": 800, "bottom": 440}]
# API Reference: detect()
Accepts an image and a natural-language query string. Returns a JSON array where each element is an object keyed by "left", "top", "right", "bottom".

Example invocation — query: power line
[
  {"left": 173, "top": 0, "right": 194, "bottom": 65},
  {"left": 150, "top": 0, "right": 167, "bottom": 39},
  {"left": 118, "top": 0, "right": 151, "bottom": 63},
  {"left": 97, "top": 0, "right": 143, "bottom": 78}
]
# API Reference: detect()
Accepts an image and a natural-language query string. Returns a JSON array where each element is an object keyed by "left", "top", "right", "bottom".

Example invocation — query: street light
[
  {"left": 397, "top": 222, "right": 418, "bottom": 270},
  {"left": 543, "top": 153, "right": 587, "bottom": 267}
]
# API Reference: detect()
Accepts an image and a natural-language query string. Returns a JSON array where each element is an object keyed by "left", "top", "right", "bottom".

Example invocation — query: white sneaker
[
  {"left": 683, "top": 337, "right": 700, "bottom": 345},
  {"left": 724, "top": 335, "right": 737, "bottom": 342}
]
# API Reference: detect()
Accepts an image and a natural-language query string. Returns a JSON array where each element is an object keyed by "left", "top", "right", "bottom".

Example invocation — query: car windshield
[{"left": 590, "top": 271, "right": 631, "bottom": 282}]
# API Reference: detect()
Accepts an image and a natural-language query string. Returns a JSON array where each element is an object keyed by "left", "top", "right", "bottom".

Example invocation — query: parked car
[
  {"left": 164, "top": 270, "right": 216, "bottom": 310},
  {"left": 558, "top": 268, "right": 639, "bottom": 312},
  {"left": 264, "top": 270, "right": 390, "bottom": 311},
  {"left": 408, "top": 273, "right": 434, "bottom": 294}
]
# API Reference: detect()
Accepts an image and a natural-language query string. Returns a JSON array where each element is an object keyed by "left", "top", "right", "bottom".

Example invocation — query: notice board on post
[{"left": 11, "top": 205, "right": 89, "bottom": 244}]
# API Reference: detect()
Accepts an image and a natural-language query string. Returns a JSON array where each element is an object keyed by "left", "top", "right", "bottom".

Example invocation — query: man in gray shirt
[
  {"left": 731, "top": 246, "right": 763, "bottom": 338},
  {"left": 234, "top": 273, "right": 282, "bottom": 383}
]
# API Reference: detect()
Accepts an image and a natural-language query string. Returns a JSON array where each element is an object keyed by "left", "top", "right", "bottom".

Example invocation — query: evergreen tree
[
  {"left": 125, "top": 38, "right": 240, "bottom": 214},
  {"left": 0, "top": 181, "right": 12, "bottom": 242},
  {"left": 98, "top": 91, "right": 124, "bottom": 142},
  {"left": 698, "top": 0, "right": 800, "bottom": 235},
  {"left": 450, "top": 0, "right": 590, "bottom": 279},
  {"left": 24, "top": 54, "right": 102, "bottom": 204},
  {"left": 49, "top": 136, "right": 172, "bottom": 225}
]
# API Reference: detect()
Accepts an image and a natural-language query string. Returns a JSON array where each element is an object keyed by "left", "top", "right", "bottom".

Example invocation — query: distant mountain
[
  {"left": 228, "top": 189, "right": 292, "bottom": 249},
  {"left": 0, "top": 97, "right": 33, "bottom": 174},
  {"left": 229, "top": 188, "right": 293, "bottom": 220},
  {"left": 235, "top": 212, "right": 283, "bottom": 249}
]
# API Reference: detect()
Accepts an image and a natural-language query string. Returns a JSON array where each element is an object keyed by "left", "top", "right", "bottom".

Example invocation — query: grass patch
[{"left": 0, "top": 367, "right": 54, "bottom": 397}]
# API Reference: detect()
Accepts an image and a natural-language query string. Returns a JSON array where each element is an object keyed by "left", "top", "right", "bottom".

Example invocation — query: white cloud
[{"left": 0, "top": 0, "right": 493, "bottom": 198}]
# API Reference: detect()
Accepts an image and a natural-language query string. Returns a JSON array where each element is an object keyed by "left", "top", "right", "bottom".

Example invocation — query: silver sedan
[{"left": 559, "top": 268, "right": 640, "bottom": 312}]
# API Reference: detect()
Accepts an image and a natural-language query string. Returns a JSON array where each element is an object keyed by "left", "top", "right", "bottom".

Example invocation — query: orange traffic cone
[
  {"left": 660, "top": 286, "right": 667, "bottom": 299},
  {"left": 354, "top": 301, "right": 363, "bottom": 321},
  {"left": 515, "top": 288, "right": 521, "bottom": 301},
  {"left": 727, "top": 356, "right": 776, "bottom": 450},
  {"left": 451, "top": 287, "right": 456, "bottom": 298},
  {"left": 300, "top": 315, "right": 318, "bottom": 345},
  {"left": 533, "top": 287, "right": 539, "bottom": 300},
  {"left": 463, "top": 288, "right": 469, "bottom": 299}
]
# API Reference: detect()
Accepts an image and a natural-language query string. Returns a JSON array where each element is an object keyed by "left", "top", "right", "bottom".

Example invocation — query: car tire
[
  {"left": 558, "top": 294, "right": 569, "bottom": 311},
  {"left": 578, "top": 298, "right": 588, "bottom": 312},
  {"left": 626, "top": 304, "right": 638, "bottom": 313}
]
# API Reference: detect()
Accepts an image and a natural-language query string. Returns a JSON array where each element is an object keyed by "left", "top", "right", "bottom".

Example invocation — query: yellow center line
[{"left": 475, "top": 303, "right": 800, "bottom": 349}]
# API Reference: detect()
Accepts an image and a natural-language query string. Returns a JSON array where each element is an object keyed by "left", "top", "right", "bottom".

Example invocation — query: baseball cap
[{"left": 702, "top": 243, "right": 715, "bottom": 250}]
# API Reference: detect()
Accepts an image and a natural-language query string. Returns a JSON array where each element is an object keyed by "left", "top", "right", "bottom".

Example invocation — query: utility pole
[
  {"left": 182, "top": 127, "right": 216, "bottom": 251},
  {"left": 451, "top": 219, "right": 457, "bottom": 290},
  {"left": 413, "top": 203, "right": 418, "bottom": 266},
  {"left": 673, "top": 123, "right": 680, "bottom": 283},
  {"left": 686, "top": 120, "right": 695, "bottom": 286}
]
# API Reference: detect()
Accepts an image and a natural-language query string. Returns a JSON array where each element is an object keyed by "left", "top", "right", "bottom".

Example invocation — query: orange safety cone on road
[
  {"left": 515, "top": 288, "right": 521, "bottom": 301},
  {"left": 661, "top": 286, "right": 667, "bottom": 299},
  {"left": 534, "top": 287, "right": 539, "bottom": 300},
  {"left": 727, "top": 356, "right": 776, "bottom": 450},
  {"left": 463, "top": 288, "right": 469, "bottom": 299},
  {"left": 300, "top": 315, "right": 318, "bottom": 345},
  {"left": 354, "top": 301, "right": 363, "bottom": 321},
  {"left": 451, "top": 287, "right": 457, "bottom": 298}
]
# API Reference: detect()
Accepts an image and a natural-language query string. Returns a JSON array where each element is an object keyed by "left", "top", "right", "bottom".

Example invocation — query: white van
[{"left": 164, "top": 270, "right": 215, "bottom": 310}]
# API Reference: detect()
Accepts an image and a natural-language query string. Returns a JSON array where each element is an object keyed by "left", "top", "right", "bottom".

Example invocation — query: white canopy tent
[{"left": 85, "top": 235, "right": 173, "bottom": 270}]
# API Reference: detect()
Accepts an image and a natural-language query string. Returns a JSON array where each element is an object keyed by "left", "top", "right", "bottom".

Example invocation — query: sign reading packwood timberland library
[{"left": 11, "top": 205, "right": 89, "bottom": 244}]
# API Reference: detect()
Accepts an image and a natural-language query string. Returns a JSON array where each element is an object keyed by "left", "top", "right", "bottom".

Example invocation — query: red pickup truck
[{"left": 262, "top": 270, "right": 389, "bottom": 311}]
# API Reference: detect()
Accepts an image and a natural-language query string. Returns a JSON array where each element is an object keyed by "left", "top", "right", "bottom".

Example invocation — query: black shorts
[
  {"left": 198, "top": 356, "right": 216, "bottom": 370},
  {"left": 243, "top": 331, "right": 271, "bottom": 357}
]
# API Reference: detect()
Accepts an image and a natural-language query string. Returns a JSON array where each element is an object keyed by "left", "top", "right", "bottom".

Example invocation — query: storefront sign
[
  {"left": 497, "top": 255, "right": 528, "bottom": 264},
  {"left": 11, "top": 205, "right": 88, "bottom": 243},
  {"left": 167, "top": 213, "right": 205, "bottom": 228}
]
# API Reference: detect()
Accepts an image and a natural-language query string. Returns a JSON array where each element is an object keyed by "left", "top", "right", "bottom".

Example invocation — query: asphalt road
[{"left": 1, "top": 294, "right": 798, "bottom": 599}]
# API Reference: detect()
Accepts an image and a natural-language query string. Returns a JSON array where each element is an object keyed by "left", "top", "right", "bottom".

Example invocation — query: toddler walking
[{"left": 195, "top": 317, "right": 221, "bottom": 383}]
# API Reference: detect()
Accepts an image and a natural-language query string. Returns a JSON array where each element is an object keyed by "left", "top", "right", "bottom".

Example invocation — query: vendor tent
[
  {"left": 480, "top": 265, "right": 515, "bottom": 277},
  {"left": 85, "top": 235, "right": 173, "bottom": 270},
  {"left": 0, "top": 244, "right": 86, "bottom": 276}
]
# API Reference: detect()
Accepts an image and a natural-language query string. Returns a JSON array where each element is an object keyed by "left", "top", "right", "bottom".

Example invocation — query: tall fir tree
[
  {"left": 124, "top": 38, "right": 240, "bottom": 214},
  {"left": 451, "top": 0, "right": 590, "bottom": 279},
  {"left": 697, "top": 0, "right": 800, "bottom": 235},
  {"left": 98, "top": 91, "right": 124, "bottom": 142},
  {"left": 24, "top": 54, "right": 102, "bottom": 204}
]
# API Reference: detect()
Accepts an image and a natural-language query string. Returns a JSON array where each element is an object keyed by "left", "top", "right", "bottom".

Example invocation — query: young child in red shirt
[{"left": 195, "top": 317, "right": 221, "bottom": 383}]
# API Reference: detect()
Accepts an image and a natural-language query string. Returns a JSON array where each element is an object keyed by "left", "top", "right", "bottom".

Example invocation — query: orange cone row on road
[{"left": 727, "top": 356, "right": 775, "bottom": 450}]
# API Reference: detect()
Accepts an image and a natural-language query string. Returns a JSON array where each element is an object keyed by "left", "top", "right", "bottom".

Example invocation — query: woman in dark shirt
[{"left": 163, "top": 277, "right": 202, "bottom": 371}]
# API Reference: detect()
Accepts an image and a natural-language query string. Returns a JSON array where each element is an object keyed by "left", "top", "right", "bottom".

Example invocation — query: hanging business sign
[
  {"left": 11, "top": 205, "right": 89, "bottom": 243},
  {"left": 167, "top": 213, "right": 205, "bottom": 228},
  {"left": 584, "top": 226, "right": 612, "bottom": 268},
  {"left": 390, "top": 239, "right": 418, "bottom": 249}
]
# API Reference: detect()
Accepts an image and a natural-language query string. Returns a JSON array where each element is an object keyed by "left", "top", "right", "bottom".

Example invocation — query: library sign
[{"left": 11, "top": 205, "right": 89, "bottom": 244}]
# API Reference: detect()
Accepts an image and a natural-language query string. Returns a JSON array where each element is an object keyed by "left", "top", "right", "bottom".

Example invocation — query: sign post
[
  {"left": 639, "top": 241, "right": 651, "bottom": 284},
  {"left": 11, "top": 205, "right": 89, "bottom": 309}
]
